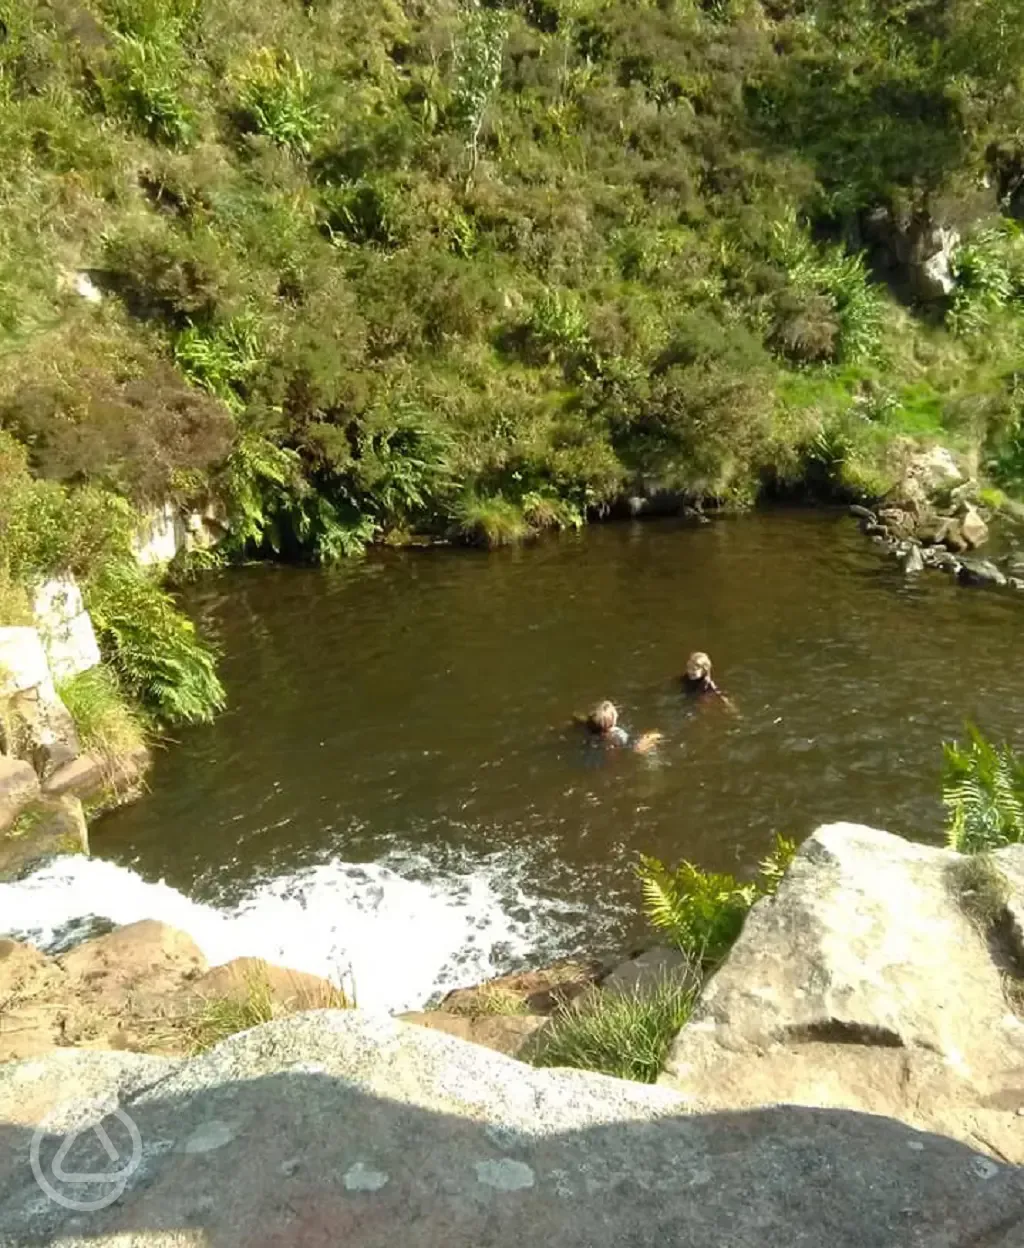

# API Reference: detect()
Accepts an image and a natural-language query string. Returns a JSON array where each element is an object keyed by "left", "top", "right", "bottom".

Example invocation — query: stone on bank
[{"left": 660, "top": 822, "right": 1024, "bottom": 1165}]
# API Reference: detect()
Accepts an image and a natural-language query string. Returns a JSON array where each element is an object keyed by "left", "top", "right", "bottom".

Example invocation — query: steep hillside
[{"left": 1, "top": 0, "right": 1023, "bottom": 715}]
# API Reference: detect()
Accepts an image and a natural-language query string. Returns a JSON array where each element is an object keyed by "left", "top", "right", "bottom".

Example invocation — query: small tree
[{"left": 451, "top": 2, "right": 509, "bottom": 180}]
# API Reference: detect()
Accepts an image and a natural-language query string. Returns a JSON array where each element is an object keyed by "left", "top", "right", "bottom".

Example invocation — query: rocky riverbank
[
  {"left": 849, "top": 444, "right": 1024, "bottom": 590},
  {"left": 3, "top": 824, "right": 1023, "bottom": 1165},
  {"left": 3, "top": 821, "right": 1024, "bottom": 1246},
  {"left": 0, "top": 603, "right": 149, "bottom": 883},
  {"left": 0, "top": 920, "right": 343, "bottom": 1062}
]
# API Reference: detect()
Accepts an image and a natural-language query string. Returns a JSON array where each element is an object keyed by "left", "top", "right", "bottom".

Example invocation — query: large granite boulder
[
  {"left": 0, "top": 921, "right": 206, "bottom": 1062},
  {"left": 661, "top": 823, "right": 1024, "bottom": 1164},
  {"left": 31, "top": 578, "right": 101, "bottom": 682},
  {"left": 1, "top": 1011, "right": 1022, "bottom": 1247},
  {"left": 399, "top": 1009, "right": 548, "bottom": 1058}
]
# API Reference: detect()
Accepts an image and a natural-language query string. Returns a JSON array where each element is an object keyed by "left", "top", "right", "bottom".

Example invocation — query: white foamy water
[{"left": 0, "top": 852, "right": 559, "bottom": 1013}]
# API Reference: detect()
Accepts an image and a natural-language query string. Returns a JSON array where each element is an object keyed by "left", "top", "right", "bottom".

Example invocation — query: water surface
[{"left": 9, "top": 511, "right": 1023, "bottom": 1006}]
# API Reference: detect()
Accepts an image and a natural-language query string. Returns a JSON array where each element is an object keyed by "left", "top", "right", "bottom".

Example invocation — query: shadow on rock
[{"left": 1, "top": 1011, "right": 1022, "bottom": 1247}]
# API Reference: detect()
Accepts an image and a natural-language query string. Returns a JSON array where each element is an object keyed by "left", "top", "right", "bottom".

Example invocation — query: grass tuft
[
  {"left": 185, "top": 967, "right": 352, "bottom": 1053},
  {"left": 443, "top": 985, "right": 529, "bottom": 1017},
  {"left": 58, "top": 665, "right": 148, "bottom": 774},
  {"left": 946, "top": 853, "right": 1011, "bottom": 930},
  {"left": 529, "top": 977, "right": 696, "bottom": 1083},
  {"left": 453, "top": 493, "right": 530, "bottom": 549}
]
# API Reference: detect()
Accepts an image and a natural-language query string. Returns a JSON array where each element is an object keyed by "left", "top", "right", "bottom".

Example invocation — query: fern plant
[
  {"left": 759, "top": 833, "right": 798, "bottom": 893},
  {"left": 637, "top": 856, "right": 757, "bottom": 966},
  {"left": 942, "top": 724, "right": 1024, "bottom": 854},
  {"left": 638, "top": 833, "right": 799, "bottom": 965},
  {"left": 85, "top": 560, "right": 225, "bottom": 725}
]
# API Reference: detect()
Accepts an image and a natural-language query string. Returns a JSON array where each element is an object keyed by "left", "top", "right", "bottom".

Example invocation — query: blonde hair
[
  {"left": 587, "top": 700, "right": 618, "bottom": 734},
  {"left": 685, "top": 651, "right": 712, "bottom": 681}
]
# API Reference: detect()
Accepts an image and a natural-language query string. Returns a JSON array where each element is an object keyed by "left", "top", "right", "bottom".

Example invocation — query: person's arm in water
[
  {"left": 632, "top": 730, "right": 663, "bottom": 754},
  {"left": 708, "top": 681, "right": 739, "bottom": 715}
]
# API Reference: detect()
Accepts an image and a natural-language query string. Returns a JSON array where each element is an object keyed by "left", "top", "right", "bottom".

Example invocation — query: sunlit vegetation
[{"left": 1, "top": 0, "right": 1023, "bottom": 714}]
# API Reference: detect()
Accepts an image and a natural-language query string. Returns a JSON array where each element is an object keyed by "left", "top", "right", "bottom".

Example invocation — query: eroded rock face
[
  {"left": 1, "top": 1012, "right": 1022, "bottom": 1248},
  {"left": 438, "top": 959, "right": 606, "bottom": 1016},
  {"left": 0, "top": 796, "right": 88, "bottom": 883},
  {"left": 661, "top": 824, "right": 1024, "bottom": 1164},
  {"left": 0, "top": 925, "right": 350, "bottom": 1063},
  {"left": 399, "top": 1010, "right": 548, "bottom": 1058},
  {"left": 31, "top": 578, "right": 101, "bottom": 682},
  {"left": 0, "top": 627, "right": 80, "bottom": 779},
  {"left": 0, "top": 757, "right": 40, "bottom": 832}
]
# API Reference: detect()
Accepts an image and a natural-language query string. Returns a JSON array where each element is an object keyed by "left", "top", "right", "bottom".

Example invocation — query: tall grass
[
  {"left": 530, "top": 978, "right": 696, "bottom": 1083},
  {"left": 453, "top": 493, "right": 530, "bottom": 548},
  {"left": 186, "top": 967, "right": 352, "bottom": 1053},
  {"left": 57, "top": 665, "right": 147, "bottom": 773}
]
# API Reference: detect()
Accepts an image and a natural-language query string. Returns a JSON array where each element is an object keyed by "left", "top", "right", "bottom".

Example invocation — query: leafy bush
[
  {"left": 530, "top": 977, "right": 696, "bottom": 1083},
  {"left": 1, "top": 334, "right": 234, "bottom": 501},
  {"left": 0, "top": 432, "right": 134, "bottom": 582},
  {"left": 85, "top": 560, "right": 225, "bottom": 725},
  {"left": 949, "top": 226, "right": 1024, "bottom": 337},
  {"left": 942, "top": 724, "right": 1024, "bottom": 854},
  {"left": 768, "top": 218, "right": 885, "bottom": 364}
]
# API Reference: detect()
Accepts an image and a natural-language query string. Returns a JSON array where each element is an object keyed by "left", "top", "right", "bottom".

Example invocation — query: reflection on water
[{"left": 84, "top": 509, "right": 1023, "bottom": 970}]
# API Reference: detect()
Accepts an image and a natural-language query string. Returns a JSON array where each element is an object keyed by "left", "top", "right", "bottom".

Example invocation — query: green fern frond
[
  {"left": 759, "top": 833, "right": 798, "bottom": 893},
  {"left": 942, "top": 724, "right": 1024, "bottom": 853}
]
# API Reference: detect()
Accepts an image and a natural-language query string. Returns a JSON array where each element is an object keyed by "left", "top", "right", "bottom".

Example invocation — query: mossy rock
[{"left": 0, "top": 795, "right": 88, "bottom": 882}]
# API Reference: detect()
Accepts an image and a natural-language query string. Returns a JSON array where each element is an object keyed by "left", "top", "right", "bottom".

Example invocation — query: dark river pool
[{"left": 4, "top": 510, "right": 1023, "bottom": 1009}]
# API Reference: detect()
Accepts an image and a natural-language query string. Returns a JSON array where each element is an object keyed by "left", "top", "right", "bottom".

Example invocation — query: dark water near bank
[{"left": 96, "top": 510, "right": 1024, "bottom": 959}]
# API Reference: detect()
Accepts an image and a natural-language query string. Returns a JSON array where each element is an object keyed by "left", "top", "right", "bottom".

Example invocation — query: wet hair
[
  {"left": 685, "top": 651, "right": 712, "bottom": 682},
  {"left": 586, "top": 700, "right": 618, "bottom": 734}
]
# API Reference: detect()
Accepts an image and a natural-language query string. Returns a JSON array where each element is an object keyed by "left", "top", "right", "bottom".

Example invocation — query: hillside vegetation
[{"left": 1, "top": 0, "right": 1023, "bottom": 719}]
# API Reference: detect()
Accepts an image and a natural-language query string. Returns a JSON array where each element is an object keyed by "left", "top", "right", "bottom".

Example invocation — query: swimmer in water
[
  {"left": 579, "top": 700, "right": 663, "bottom": 754},
  {"left": 682, "top": 652, "right": 737, "bottom": 711}
]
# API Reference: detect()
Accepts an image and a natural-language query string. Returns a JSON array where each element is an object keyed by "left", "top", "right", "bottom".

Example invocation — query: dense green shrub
[
  {"left": 0, "top": 0, "right": 1023, "bottom": 578},
  {"left": 1, "top": 328, "right": 234, "bottom": 500},
  {"left": 86, "top": 560, "right": 225, "bottom": 725}
]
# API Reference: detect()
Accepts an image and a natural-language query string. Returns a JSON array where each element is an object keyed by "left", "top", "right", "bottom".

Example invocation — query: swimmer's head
[
  {"left": 685, "top": 651, "right": 712, "bottom": 682},
  {"left": 587, "top": 700, "right": 618, "bottom": 734}
]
